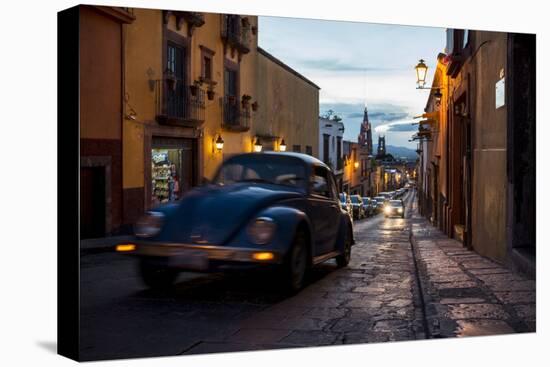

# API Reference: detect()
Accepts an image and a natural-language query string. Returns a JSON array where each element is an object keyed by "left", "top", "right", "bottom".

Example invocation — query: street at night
[{"left": 79, "top": 190, "right": 535, "bottom": 361}]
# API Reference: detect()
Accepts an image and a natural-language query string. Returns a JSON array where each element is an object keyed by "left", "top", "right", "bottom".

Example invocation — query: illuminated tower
[{"left": 357, "top": 106, "right": 373, "bottom": 155}]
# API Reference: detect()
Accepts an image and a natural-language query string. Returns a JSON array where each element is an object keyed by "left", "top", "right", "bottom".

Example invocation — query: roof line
[{"left": 257, "top": 47, "right": 321, "bottom": 90}]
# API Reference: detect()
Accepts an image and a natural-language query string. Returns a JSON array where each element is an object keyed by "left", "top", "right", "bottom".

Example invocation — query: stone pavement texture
[
  {"left": 184, "top": 195, "right": 425, "bottom": 354},
  {"left": 183, "top": 192, "right": 536, "bottom": 354},
  {"left": 79, "top": 190, "right": 536, "bottom": 359},
  {"left": 410, "top": 209, "right": 536, "bottom": 338}
]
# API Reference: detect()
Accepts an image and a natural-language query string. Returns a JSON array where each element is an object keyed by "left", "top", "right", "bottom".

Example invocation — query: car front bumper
[{"left": 116, "top": 240, "right": 283, "bottom": 271}]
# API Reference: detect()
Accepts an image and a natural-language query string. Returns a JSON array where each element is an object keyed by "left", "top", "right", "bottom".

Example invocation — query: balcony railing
[
  {"left": 155, "top": 79, "right": 205, "bottom": 127},
  {"left": 221, "top": 15, "right": 251, "bottom": 54},
  {"left": 222, "top": 96, "right": 250, "bottom": 132}
]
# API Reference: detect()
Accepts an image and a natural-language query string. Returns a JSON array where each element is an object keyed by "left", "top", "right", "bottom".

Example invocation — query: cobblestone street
[{"left": 79, "top": 191, "right": 536, "bottom": 360}]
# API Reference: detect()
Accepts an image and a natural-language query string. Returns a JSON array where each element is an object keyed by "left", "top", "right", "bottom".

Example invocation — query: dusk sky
[{"left": 258, "top": 16, "right": 446, "bottom": 148}]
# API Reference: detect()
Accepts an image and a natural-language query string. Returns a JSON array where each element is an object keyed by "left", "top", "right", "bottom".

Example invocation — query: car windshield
[
  {"left": 213, "top": 155, "right": 307, "bottom": 190},
  {"left": 350, "top": 196, "right": 361, "bottom": 204},
  {"left": 374, "top": 197, "right": 384, "bottom": 202},
  {"left": 389, "top": 200, "right": 402, "bottom": 207}
]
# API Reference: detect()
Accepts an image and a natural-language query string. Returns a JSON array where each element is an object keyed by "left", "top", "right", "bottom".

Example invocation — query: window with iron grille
[{"left": 166, "top": 42, "right": 186, "bottom": 118}]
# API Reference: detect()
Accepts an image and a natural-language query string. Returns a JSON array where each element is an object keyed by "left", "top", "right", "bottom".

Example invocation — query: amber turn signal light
[
  {"left": 116, "top": 244, "right": 136, "bottom": 252},
  {"left": 252, "top": 252, "right": 274, "bottom": 261}
]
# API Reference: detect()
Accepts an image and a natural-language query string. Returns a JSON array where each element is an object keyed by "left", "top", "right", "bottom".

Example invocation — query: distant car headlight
[
  {"left": 398, "top": 207, "right": 403, "bottom": 213},
  {"left": 384, "top": 206, "right": 392, "bottom": 215},
  {"left": 134, "top": 211, "right": 164, "bottom": 237},
  {"left": 247, "top": 217, "right": 276, "bottom": 245}
]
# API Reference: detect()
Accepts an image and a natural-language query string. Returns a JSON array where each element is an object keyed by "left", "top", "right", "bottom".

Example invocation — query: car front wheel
[
  {"left": 336, "top": 227, "right": 352, "bottom": 268},
  {"left": 284, "top": 230, "right": 309, "bottom": 293}
]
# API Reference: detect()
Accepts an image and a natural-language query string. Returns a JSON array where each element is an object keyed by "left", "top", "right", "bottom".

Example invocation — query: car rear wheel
[
  {"left": 284, "top": 230, "right": 309, "bottom": 293},
  {"left": 336, "top": 227, "right": 352, "bottom": 268},
  {"left": 139, "top": 260, "right": 178, "bottom": 290}
]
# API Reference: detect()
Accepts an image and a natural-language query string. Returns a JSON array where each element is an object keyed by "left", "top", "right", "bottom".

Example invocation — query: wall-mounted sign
[
  {"left": 152, "top": 152, "right": 168, "bottom": 164},
  {"left": 496, "top": 77, "right": 505, "bottom": 109}
]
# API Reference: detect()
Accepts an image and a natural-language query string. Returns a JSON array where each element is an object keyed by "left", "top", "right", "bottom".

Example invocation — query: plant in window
[
  {"left": 164, "top": 69, "right": 177, "bottom": 91},
  {"left": 206, "top": 82, "right": 217, "bottom": 100},
  {"left": 241, "top": 94, "right": 252, "bottom": 108},
  {"left": 190, "top": 80, "right": 203, "bottom": 96}
]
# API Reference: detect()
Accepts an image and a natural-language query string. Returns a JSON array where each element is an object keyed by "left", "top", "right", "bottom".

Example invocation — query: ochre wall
[
  {"left": 256, "top": 51, "right": 319, "bottom": 157},
  {"left": 80, "top": 6, "right": 122, "bottom": 140},
  {"left": 123, "top": 10, "right": 259, "bottom": 186},
  {"left": 123, "top": 8, "right": 162, "bottom": 189},
  {"left": 469, "top": 31, "right": 508, "bottom": 261}
]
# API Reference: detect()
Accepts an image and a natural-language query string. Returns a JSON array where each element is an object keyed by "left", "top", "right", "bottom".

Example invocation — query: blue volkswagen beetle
[{"left": 118, "top": 152, "right": 354, "bottom": 292}]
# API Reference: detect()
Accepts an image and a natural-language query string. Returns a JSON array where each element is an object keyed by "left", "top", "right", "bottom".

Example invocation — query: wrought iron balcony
[
  {"left": 155, "top": 79, "right": 205, "bottom": 127},
  {"left": 222, "top": 96, "right": 250, "bottom": 132},
  {"left": 221, "top": 15, "right": 251, "bottom": 54}
]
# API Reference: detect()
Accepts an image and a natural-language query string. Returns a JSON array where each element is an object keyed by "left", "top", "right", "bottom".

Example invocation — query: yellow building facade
[
  {"left": 255, "top": 48, "right": 320, "bottom": 156},
  {"left": 122, "top": 9, "right": 259, "bottom": 221},
  {"left": 120, "top": 8, "right": 320, "bottom": 227}
]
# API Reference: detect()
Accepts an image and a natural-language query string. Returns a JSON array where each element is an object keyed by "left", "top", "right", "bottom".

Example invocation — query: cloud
[
  {"left": 369, "top": 112, "right": 409, "bottom": 122},
  {"left": 386, "top": 123, "right": 418, "bottom": 132},
  {"left": 346, "top": 112, "right": 364, "bottom": 118},
  {"left": 375, "top": 120, "right": 418, "bottom": 133},
  {"left": 298, "top": 58, "right": 398, "bottom": 73}
]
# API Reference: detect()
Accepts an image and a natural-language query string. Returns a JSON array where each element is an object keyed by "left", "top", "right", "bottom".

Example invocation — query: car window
[
  {"left": 214, "top": 156, "right": 307, "bottom": 190},
  {"left": 310, "top": 166, "right": 331, "bottom": 198}
]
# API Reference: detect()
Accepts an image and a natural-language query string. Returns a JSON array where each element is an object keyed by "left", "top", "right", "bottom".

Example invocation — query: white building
[{"left": 319, "top": 117, "right": 345, "bottom": 187}]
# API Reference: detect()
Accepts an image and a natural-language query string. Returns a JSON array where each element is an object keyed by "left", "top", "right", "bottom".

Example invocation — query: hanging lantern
[
  {"left": 253, "top": 137, "right": 262, "bottom": 152},
  {"left": 415, "top": 59, "right": 428, "bottom": 88},
  {"left": 434, "top": 88, "right": 443, "bottom": 103},
  {"left": 279, "top": 138, "right": 287, "bottom": 152},
  {"left": 215, "top": 134, "right": 224, "bottom": 151}
]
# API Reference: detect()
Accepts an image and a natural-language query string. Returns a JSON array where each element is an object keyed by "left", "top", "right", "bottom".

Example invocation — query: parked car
[
  {"left": 117, "top": 152, "right": 355, "bottom": 292},
  {"left": 362, "top": 197, "right": 374, "bottom": 217},
  {"left": 373, "top": 196, "right": 386, "bottom": 212},
  {"left": 339, "top": 192, "right": 353, "bottom": 221},
  {"left": 384, "top": 199, "right": 405, "bottom": 218},
  {"left": 350, "top": 195, "right": 366, "bottom": 219}
]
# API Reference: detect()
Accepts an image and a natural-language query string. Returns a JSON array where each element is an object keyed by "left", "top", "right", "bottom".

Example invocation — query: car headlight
[
  {"left": 247, "top": 217, "right": 276, "bottom": 245},
  {"left": 398, "top": 208, "right": 403, "bottom": 213},
  {"left": 134, "top": 211, "right": 164, "bottom": 237},
  {"left": 384, "top": 206, "right": 392, "bottom": 214}
]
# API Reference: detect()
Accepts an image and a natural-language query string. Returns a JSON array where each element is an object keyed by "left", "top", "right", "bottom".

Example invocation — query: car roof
[
  {"left": 390, "top": 200, "right": 402, "bottom": 204},
  {"left": 229, "top": 151, "right": 329, "bottom": 169}
]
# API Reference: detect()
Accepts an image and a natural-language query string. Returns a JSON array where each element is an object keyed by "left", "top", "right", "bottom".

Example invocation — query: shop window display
[{"left": 151, "top": 149, "right": 182, "bottom": 205}]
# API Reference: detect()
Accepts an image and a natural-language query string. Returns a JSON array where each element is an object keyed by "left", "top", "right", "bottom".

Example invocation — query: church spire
[{"left": 358, "top": 105, "right": 373, "bottom": 155}]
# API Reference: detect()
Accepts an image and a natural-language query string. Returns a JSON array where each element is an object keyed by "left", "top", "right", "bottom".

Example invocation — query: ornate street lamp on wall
[
  {"left": 253, "top": 137, "right": 263, "bottom": 153},
  {"left": 415, "top": 59, "right": 428, "bottom": 88},
  {"left": 279, "top": 138, "right": 287, "bottom": 152},
  {"left": 214, "top": 134, "right": 224, "bottom": 151}
]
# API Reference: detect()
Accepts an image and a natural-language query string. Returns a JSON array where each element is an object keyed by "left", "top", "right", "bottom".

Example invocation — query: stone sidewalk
[{"left": 410, "top": 213, "right": 536, "bottom": 338}]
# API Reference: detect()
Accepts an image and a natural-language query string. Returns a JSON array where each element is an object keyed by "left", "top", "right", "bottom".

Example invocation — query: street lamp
[
  {"left": 354, "top": 161, "right": 359, "bottom": 170},
  {"left": 253, "top": 137, "right": 263, "bottom": 153},
  {"left": 415, "top": 59, "right": 428, "bottom": 88},
  {"left": 214, "top": 134, "right": 224, "bottom": 152},
  {"left": 434, "top": 88, "right": 443, "bottom": 104},
  {"left": 279, "top": 138, "right": 287, "bottom": 152}
]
